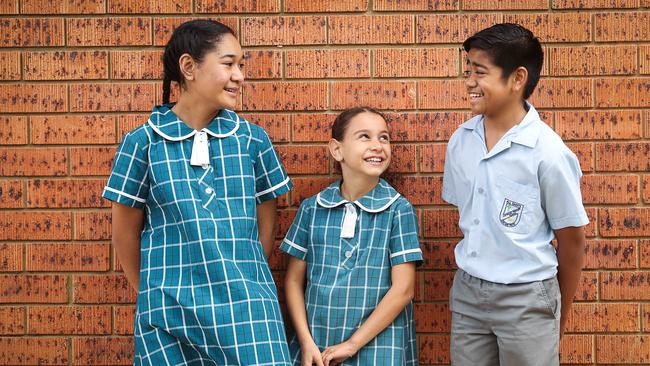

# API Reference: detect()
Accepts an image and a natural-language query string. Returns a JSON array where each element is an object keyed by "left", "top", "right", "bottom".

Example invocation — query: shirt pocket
[{"left": 492, "top": 178, "right": 538, "bottom": 234}]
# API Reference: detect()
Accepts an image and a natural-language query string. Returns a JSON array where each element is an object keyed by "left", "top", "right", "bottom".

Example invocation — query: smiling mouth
[
  {"left": 469, "top": 92, "right": 483, "bottom": 101},
  {"left": 365, "top": 157, "right": 384, "bottom": 165},
  {"left": 224, "top": 87, "right": 239, "bottom": 94}
]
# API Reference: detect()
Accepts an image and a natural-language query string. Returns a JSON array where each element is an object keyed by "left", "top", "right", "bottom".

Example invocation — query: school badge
[{"left": 499, "top": 198, "right": 524, "bottom": 227}]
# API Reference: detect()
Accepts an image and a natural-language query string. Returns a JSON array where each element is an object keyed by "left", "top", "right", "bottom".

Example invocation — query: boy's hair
[
  {"left": 162, "top": 19, "right": 236, "bottom": 104},
  {"left": 463, "top": 23, "right": 543, "bottom": 99},
  {"left": 331, "top": 107, "right": 386, "bottom": 141}
]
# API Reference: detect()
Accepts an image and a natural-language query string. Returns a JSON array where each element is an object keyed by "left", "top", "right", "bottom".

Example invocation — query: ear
[
  {"left": 178, "top": 53, "right": 196, "bottom": 81},
  {"left": 328, "top": 139, "right": 343, "bottom": 162},
  {"left": 510, "top": 66, "right": 528, "bottom": 94}
]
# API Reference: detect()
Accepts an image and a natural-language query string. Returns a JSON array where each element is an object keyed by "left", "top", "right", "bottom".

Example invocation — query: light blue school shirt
[
  {"left": 280, "top": 179, "right": 423, "bottom": 366},
  {"left": 102, "top": 104, "right": 292, "bottom": 365},
  {"left": 442, "top": 103, "right": 589, "bottom": 284}
]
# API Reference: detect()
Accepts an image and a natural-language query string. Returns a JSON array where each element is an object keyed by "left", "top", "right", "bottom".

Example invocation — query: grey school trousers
[{"left": 450, "top": 269, "right": 561, "bottom": 366}]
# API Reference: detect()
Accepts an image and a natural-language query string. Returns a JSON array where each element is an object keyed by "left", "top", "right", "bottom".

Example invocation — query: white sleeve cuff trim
[
  {"left": 255, "top": 176, "right": 291, "bottom": 198},
  {"left": 283, "top": 238, "right": 307, "bottom": 253},
  {"left": 390, "top": 248, "right": 422, "bottom": 259},
  {"left": 104, "top": 186, "right": 146, "bottom": 203}
]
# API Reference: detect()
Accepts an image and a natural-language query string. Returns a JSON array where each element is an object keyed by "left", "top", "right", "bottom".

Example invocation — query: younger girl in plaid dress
[{"left": 281, "top": 108, "right": 423, "bottom": 366}]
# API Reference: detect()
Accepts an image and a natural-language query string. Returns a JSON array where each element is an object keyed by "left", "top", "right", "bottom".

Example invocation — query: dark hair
[
  {"left": 162, "top": 19, "right": 236, "bottom": 104},
  {"left": 463, "top": 23, "right": 543, "bottom": 99},
  {"left": 331, "top": 107, "right": 387, "bottom": 141}
]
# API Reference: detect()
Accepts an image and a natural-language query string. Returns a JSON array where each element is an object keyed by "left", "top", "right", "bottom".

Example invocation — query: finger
[{"left": 315, "top": 355, "right": 325, "bottom": 366}]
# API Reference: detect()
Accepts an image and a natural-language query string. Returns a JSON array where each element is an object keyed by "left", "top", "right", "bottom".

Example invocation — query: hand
[
  {"left": 321, "top": 341, "right": 359, "bottom": 366},
  {"left": 301, "top": 341, "right": 324, "bottom": 366}
]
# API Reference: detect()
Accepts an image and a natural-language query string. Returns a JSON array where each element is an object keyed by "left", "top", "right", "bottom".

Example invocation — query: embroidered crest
[{"left": 499, "top": 198, "right": 524, "bottom": 227}]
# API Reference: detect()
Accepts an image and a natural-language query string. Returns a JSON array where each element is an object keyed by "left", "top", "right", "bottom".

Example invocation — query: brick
[
  {"left": 395, "top": 112, "right": 467, "bottom": 142},
  {"left": 503, "top": 13, "right": 591, "bottom": 43},
  {"left": 422, "top": 271, "right": 454, "bottom": 301},
  {"left": 71, "top": 147, "right": 116, "bottom": 176},
  {"left": 110, "top": 50, "right": 162, "bottom": 80},
  {"left": 289, "top": 177, "right": 334, "bottom": 206},
  {"left": 239, "top": 113, "right": 290, "bottom": 143},
  {"left": 329, "top": 15, "right": 412, "bottom": 44},
  {"left": 641, "top": 45, "right": 650, "bottom": 74},
  {"left": 241, "top": 16, "right": 326, "bottom": 46},
  {"left": 0, "top": 212, "right": 71, "bottom": 240},
  {"left": 0, "top": 18, "right": 65, "bottom": 47},
  {"left": 595, "top": 12, "right": 650, "bottom": 41},
  {"left": 243, "top": 82, "right": 327, "bottom": 111},
  {"left": 0, "top": 244, "right": 22, "bottom": 272},
  {"left": 152, "top": 17, "right": 238, "bottom": 46},
  {"left": 642, "top": 240, "right": 650, "bottom": 268},
  {"left": 0, "top": 275, "right": 67, "bottom": 303},
  {"left": 420, "top": 241, "right": 456, "bottom": 270},
  {"left": 116, "top": 114, "right": 147, "bottom": 141},
  {"left": 601, "top": 271, "right": 650, "bottom": 300},
  {"left": 585, "top": 207, "right": 597, "bottom": 238},
  {"left": 0, "top": 0, "right": 17, "bottom": 13},
  {"left": 276, "top": 145, "right": 329, "bottom": 174},
  {"left": 277, "top": 208, "right": 297, "bottom": 238},
  {"left": 584, "top": 239, "right": 637, "bottom": 269},
  {"left": 75, "top": 211, "right": 111, "bottom": 240},
  {"left": 67, "top": 17, "right": 151, "bottom": 46},
  {"left": 600, "top": 208, "right": 650, "bottom": 237},
  {"left": 596, "top": 142, "right": 650, "bottom": 172},
  {"left": 596, "top": 77, "right": 650, "bottom": 107},
  {"left": 292, "top": 113, "right": 335, "bottom": 142},
  {"left": 196, "top": 0, "right": 277, "bottom": 12},
  {"left": 0, "top": 116, "right": 28, "bottom": 145},
  {"left": 574, "top": 271, "right": 599, "bottom": 301},
  {"left": 391, "top": 176, "right": 443, "bottom": 205},
  {"left": 332, "top": 81, "right": 416, "bottom": 110},
  {"left": 596, "top": 335, "right": 650, "bottom": 363},
  {"left": 419, "top": 335, "right": 450, "bottom": 364},
  {"left": 0, "top": 307, "right": 24, "bottom": 335},
  {"left": 644, "top": 304, "right": 650, "bottom": 331},
  {"left": 73, "top": 275, "right": 136, "bottom": 304},
  {"left": 0, "top": 180, "right": 23, "bottom": 208},
  {"left": 560, "top": 335, "right": 594, "bottom": 364},
  {"left": 463, "top": 0, "right": 546, "bottom": 9},
  {"left": 267, "top": 240, "right": 288, "bottom": 271},
  {"left": 644, "top": 175, "right": 650, "bottom": 203},
  {"left": 420, "top": 143, "right": 446, "bottom": 173},
  {"left": 556, "top": 110, "right": 641, "bottom": 140},
  {"left": 417, "top": 14, "right": 502, "bottom": 44},
  {"left": 553, "top": 0, "right": 638, "bottom": 7},
  {"left": 374, "top": 0, "right": 457, "bottom": 10},
  {"left": 28, "top": 306, "right": 111, "bottom": 334},
  {"left": 22, "top": 0, "right": 104, "bottom": 13},
  {"left": 0, "top": 84, "right": 67, "bottom": 113},
  {"left": 581, "top": 175, "right": 638, "bottom": 204},
  {"left": 286, "top": 0, "right": 367, "bottom": 11},
  {"left": 26, "top": 243, "right": 110, "bottom": 272},
  {"left": 0, "top": 337, "right": 68, "bottom": 365},
  {"left": 374, "top": 48, "right": 457, "bottom": 78},
  {"left": 528, "top": 79, "right": 593, "bottom": 108},
  {"left": 567, "top": 303, "right": 639, "bottom": 333},
  {"left": 70, "top": 83, "right": 155, "bottom": 112},
  {"left": 387, "top": 144, "right": 417, "bottom": 173},
  {"left": 0, "top": 51, "right": 19, "bottom": 80},
  {"left": 286, "top": 49, "right": 369, "bottom": 79},
  {"left": 109, "top": 0, "right": 191, "bottom": 13},
  {"left": 567, "top": 142, "right": 593, "bottom": 172},
  {"left": 419, "top": 80, "right": 467, "bottom": 109},
  {"left": 27, "top": 179, "right": 108, "bottom": 208},
  {"left": 414, "top": 303, "right": 450, "bottom": 332},
  {"left": 114, "top": 305, "right": 135, "bottom": 335},
  {"left": 244, "top": 50, "right": 282, "bottom": 80},
  {"left": 549, "top": 46, "right": 636, "bottom": 76},
  {"left": 24, "top": 51, "right": 108, "bottom": 80},
  {"left": 422, "top": 209, "right": 461, "bottom": 238},
  {"left": 31, "top": 115, "right": 115, "bottom": 145},
  {"left": 73, "top": 337, "right": 134, "bottom": 365}
]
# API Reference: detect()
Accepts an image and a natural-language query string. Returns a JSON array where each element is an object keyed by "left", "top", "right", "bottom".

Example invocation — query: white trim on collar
[
  {"left": 147, "top": 109, "right": 240, "bottom": 141},
  {"left": 316, "top": 192, "right": 402, "bottom": 213}
]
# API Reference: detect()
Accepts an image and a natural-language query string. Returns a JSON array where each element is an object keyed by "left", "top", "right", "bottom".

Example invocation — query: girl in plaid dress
[
  {"left": 281, "top": 108, "right": 423, "bottom": 366},
  {"left": 103, "top": 20, "right": 292, "bottom": 365}
]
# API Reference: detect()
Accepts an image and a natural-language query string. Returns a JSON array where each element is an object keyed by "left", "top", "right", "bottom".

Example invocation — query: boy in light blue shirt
[{"left": 442, "top": 23, "right": 589, "bottom": 365}]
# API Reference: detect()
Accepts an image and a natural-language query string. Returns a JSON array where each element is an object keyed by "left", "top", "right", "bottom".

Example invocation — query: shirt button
[
  {"left": 202, "top": 164, "right": 210, "bottom": 170},
  {"left": 345, "top": 251, "right": 352, "bottom": 258},
  {"left": 473, "top": 219, "right": 480, "bottom": 225},
  {"left": 470, "top": 251, "right": 477, "bottom": 257},
  {"left": 205, "top": 187, "right": 213, "bottom": 194},
  {"left": 478, "top": 188, "right": 484, "bottom": 194}
]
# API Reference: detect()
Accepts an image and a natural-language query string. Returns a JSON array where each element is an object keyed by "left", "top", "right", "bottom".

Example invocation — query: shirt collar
[
  {"left": 147, "top": 104, "right": 239, "bottom": 141},
  {"left": 460, "top": 102, "right": 542, "bottom": 148},
  {"left": 316, "top": 178, "right": 401, "bottom": 213}
]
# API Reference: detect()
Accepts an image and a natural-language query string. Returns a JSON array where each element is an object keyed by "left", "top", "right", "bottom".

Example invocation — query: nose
[
  {"left": 464, "top": 73, "right": 476, "bottom": 88},
  {"left": 369, "top": 139, "right": 382, "bottom": 151},
  {"left": 232, "top": 65, "right": 245, "bottom": 82}
]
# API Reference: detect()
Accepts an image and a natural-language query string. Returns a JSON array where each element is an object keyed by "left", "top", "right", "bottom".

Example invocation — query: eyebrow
[
  {"left": 353, "top": 129, "right": 389, "bottom": 135},
  {"left": 466, "top": 58, "right": 488, "bottom": 69}
]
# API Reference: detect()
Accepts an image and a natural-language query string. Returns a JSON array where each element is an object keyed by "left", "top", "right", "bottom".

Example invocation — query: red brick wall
[{"left": 1, "top": 1, "right": 649, "bottom": 364}]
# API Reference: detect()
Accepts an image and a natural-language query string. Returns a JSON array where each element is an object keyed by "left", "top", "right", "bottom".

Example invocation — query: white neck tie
[
  {"left": 190, "top": 131, "right": 210, "bottom": 167},
  {"left": 340, "top": 203, "right": 358, "bottom": 238}
]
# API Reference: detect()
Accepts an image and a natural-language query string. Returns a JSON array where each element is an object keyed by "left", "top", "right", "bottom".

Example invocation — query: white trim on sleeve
[
  {"left": 255, "top": 176, "right": 291, "bottom": 198},
  {"left": 282, "top": 238, "right": 307, "bottom": 253},
  {"left": 390, "top": 248, "right": 422, "bottom": 259},
  {"left": 104, "top": 186, "right": 146, "bottom": 203}
]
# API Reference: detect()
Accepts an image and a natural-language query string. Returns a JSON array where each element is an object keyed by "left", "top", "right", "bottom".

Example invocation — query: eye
[
  {"left": 462, "top": 70, "right": 471, "bottom": 78},
  {"left": 239, "top": 63, "right": 245, "bottom": 69},
  {"left": 358, "top": 133, "right": 370, "bottom": 140},
  {"left": 379, "top": 134, "right": 390, "bottom": 142}
]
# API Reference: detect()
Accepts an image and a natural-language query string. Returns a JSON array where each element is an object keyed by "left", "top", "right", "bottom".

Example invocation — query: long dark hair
[{"left": 162, "top": 19, "right": 235, "bottom": 104}]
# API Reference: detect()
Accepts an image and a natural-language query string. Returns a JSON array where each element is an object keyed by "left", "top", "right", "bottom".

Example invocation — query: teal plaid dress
[
  {"left": 280, "top": 179, "right": 422, "bottom": 365},
  {"left": 103, "top": 105, "right": 292, "bottom": 365}
]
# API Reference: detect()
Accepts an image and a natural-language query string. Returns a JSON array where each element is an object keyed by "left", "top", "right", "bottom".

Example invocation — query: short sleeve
[
  {"left": 539, "top": 148, "right": 589, "bottom": 230},
  {"left": 389, "top": 200, "right": 423, "bottom": 266},
  {"left": 102, "top": 131, "right": 149, "bottom": 208},
  {"left": 279, "top": 200, "right": 311, "bottom": 261},
  {"left": 441, "top": 139, "right": 458, "bottom": 206},
  {"left": 254, "top": 129, "right": 292, "bottom": 204}
]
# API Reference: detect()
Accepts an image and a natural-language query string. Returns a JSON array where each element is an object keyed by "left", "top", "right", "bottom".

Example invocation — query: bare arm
[
  {"left": 555, "top": 226, "right": 586, "bottom": 337},
  {"left": 322, "top": 262, "right": 416, "bottom": 366},
  {"left": 111, "top": 202, "right": 144, "bottom": 291},
  {"left": 257, "top": 198, "right": 278, "bottom": 258}
]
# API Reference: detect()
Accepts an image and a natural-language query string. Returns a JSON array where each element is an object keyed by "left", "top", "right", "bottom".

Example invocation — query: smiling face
[
  {"left": 330, "top": 111, "right": 391, "bottom": 179},
  {"left": 464, "top": 48, "right": 517, "bottom": 118}
]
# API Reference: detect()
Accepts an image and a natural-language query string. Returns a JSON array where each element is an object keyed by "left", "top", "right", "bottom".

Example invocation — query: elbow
[{"left": 394, "top": 284, "right": 415, "bottom": 304}]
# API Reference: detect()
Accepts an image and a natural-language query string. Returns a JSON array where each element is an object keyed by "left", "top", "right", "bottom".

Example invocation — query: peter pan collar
[
  {"left": 460, "top": 102, "right": 542, "bottom": 148},
  {"left": 316, "top": 178, "right": 401, "bottom": 213},
  {"left": 147, "top": 104, "right": 239, "bottom": 141}
]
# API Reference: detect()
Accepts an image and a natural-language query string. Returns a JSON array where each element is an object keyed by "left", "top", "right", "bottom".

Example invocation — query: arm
[
  {"left": 322, "top": 262, "right": 416, "bottom": 366},
  {"left": 111, "top": 202, "right": 144, "bottom": 291},
  {"left": 257, "top": 198, "right": 278, "bottom": 258},
  {"left": 555, "top": 226, "right": 586, "bottom": 338},
  {"left": 285, "top": 257, "right": 323, "bottom": 366}
]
